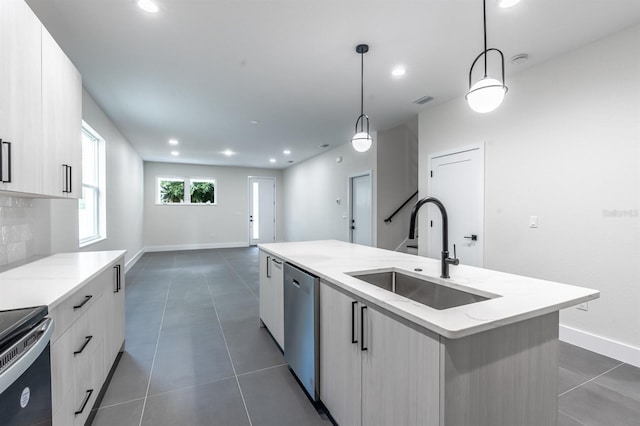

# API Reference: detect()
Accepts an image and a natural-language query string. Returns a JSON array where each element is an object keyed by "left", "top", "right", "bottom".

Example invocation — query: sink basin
[{"left": 349, "top": 270, "right": 492, "bottom": 310}]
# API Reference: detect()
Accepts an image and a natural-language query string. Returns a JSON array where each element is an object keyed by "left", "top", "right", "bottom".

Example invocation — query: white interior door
[
  {"left": 249, "top": 177, "right": 276, "bottom": 245},
  {"left": 350, "top": 172, "right": 372, "bottom": 246},
  {"left": 426, "top": 146, "right": 484, "bottom": 267}
]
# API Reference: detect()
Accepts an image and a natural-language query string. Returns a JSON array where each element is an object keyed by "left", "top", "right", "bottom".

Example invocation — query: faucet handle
[{"left": 449, "top": 244, "right": 460, "bottom": 266}]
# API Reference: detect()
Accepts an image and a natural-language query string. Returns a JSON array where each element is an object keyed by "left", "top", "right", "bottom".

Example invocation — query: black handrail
[{"left": 384, "top": 191, "right": 418, "bottom": 223}]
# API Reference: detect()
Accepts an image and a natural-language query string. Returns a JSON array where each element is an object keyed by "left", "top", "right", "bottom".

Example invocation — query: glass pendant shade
[
  {"left": 352, "top": 132, "right": 373, "bottom": 152},
  {"left": 466, "top": 77, "right": 507, "bottom": 113}
]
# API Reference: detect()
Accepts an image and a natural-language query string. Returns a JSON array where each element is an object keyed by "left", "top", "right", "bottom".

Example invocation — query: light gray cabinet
[
  {"left": 41, "top": 25, "right": 83, "bottom": 198},
  {"left": 320, "top": 281, "right": 440, "bottom": 426},
  {"left": 0, "top": 0, "right": 82, "bottom": 198},
  {"left": 50, "top": 256, "right": 125, "bottom": 426},
  {"left": 0, "top": 0, "right": 43, "bottom": 194},
  {"left": 259, "top": 250, "right": 284, "bottom": 349}
]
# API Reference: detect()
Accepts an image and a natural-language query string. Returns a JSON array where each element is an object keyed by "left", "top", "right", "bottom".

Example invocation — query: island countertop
[
  {"left": 258, "top": 240, "right": 599, "bottom": 339},
  {"left": 0, "top": 250, "right": 126, "bottom": 312}
]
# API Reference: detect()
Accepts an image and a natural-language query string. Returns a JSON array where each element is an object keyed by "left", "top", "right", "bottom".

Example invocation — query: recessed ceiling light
[
  {"left": 391, "top": 66, "right": 406, "bottom": 78},
  {"left": 222, "top": 149, "right": 235, "bottom": 157},
  {"left": 283, "top": 149, "right": 291, "bottom": 155},
  {"left": 269, "top": 158, "right": 276, "bottom": 163},
  {"left": 250, "top": 120, "right": 260, "bottom": 125},
  {"left": 170, "top": 151, "right": 179, "bottom": 156},
  {"left": 168, "top": 139, "right": 179, "bottom": 145},
  {"left": 137, "top": 0, "right": 159, "bottom": 13},
  {"left": 498, "top": 0, "right": 521, "bottom": 8}
]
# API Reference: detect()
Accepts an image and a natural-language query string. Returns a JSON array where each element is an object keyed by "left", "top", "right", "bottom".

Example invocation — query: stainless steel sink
[{"left": 349, "top": 270, "right": 492, "bottom": 310}]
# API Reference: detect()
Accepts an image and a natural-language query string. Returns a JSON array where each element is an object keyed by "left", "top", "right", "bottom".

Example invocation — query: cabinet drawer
[
  {"left": 49, "top": 270, "right": 107, "bottom": 343},
  {"left": 51, "top": 294, "right": 105, "bottom": 426}
]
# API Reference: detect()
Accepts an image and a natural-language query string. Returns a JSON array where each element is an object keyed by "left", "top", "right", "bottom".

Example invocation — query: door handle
[
  {"left": 291, "top": 279, "right": 300, "bottom": 289},
  {"left": 464, "top": 234, "right": 478, "bottom": 241}
]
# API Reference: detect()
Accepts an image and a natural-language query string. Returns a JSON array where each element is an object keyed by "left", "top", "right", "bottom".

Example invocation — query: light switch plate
[{"left": 529, "top": 216, "right": 538, "bottom": 228}]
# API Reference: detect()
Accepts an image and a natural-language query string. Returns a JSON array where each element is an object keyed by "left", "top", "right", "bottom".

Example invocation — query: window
[
  {"left": 157, "top": 177, "right": 217, "bottom": 205},
  {"left": 79, "top": 122, "right": 106, "bottom": 246}
]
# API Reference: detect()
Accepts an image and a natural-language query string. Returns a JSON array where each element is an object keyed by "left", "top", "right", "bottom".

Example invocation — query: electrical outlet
[{"left": 577, "top": 302, "right": 589, "bottom": 311}]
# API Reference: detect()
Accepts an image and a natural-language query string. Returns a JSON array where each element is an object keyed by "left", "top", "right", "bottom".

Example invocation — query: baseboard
[
  {"left": 145, "top": 241, "right": 249, "bottom": 253},
  {"left": 559, "top": 324, "right": 640, "bottom": 368},
  {"left": 125, "top": 247, "right": 146, "bottom": 272}
]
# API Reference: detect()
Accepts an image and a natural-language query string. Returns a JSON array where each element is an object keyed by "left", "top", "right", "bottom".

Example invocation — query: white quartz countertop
[
  {"left": 0, "top": 251, "right": 126, "bottom": 312},
  {"left": 258, "top": 240, "right": 599, "bottom": 339}
]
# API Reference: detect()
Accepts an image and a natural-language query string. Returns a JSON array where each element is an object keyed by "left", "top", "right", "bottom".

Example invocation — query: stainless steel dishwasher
[{"left": 283, "top": 262, "right": 319, "bottom": 401}]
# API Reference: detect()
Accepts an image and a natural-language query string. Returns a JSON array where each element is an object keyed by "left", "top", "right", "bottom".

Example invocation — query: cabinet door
[
  {"left": 0, "top": 0, "right": 43, "bottom": 194},
  {"left": 361, "top": 307, "right": 440, "bottom": 426},
  {"left": 270, "top": 257, "right": 284, "bottom": 349},
  {"left": 258, "top": 251, "right": 273, "bottom": 330},
  {"left": 103, "top": 262, "right": 125, "bottom": 376},
  {"left": 320, "top": 282, "right": 361, "bottom": 426},
  {"left": 41, "top": 26, "right": 82, "bottom": 198}
]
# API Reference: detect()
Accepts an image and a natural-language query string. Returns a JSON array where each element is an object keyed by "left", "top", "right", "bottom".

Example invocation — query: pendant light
[
  {"left": 352, "top": 44, "right": 373, "bottom": 152},
  {"left": 465, "top": 0, "right": 508, "bottom": 113}
]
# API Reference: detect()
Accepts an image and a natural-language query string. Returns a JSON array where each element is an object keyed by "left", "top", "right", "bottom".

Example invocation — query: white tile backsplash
[{"left": 0, "top": 196, "right": 36, "bottom": 266}]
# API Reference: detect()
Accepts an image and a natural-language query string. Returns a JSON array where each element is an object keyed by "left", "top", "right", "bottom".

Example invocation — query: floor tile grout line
[
  {"left": 144, "top": 374, "right": 237, "bottom": 399},
  {"left": 205, "top": 275, "right": 254, "bottom": 426},
  {"left": 236, "top": 363, "right": 289, "bottom": 378},
  {"left": 221, "top": 254, "right": 259, "bottom": 301},
  {"left": 558, "top": 409, "right": 587, "bottom": 426},
  {"left": 96, "top": 396, "right": 146, "bottom": 411},
  {"left": 137, "top": 271, "right": 173, "bottom": 426},
  {"left": 558, "top": 362, "right": 625, "bottom": 397}
]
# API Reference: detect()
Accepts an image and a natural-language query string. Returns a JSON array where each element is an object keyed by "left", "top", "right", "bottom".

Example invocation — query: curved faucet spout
[{"left": 408, "top": 196, "right": 458, "bottom": 278}]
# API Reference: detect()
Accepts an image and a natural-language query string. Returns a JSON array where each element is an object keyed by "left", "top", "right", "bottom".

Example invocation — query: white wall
[
  {"left": 44, "top": 88, "right": 145, "bottom": 267},
  {"left": 376, "top": 118, "right": 419, "bottom": 251},
  {"left": 143, "top": 162, "right": 283, "bottom": 249},
  {"left": 418, "top": 25, "right": 640, "bottom": 359},
  {"left": 283, "top": 141, "right": 377, "bottom": 243}
]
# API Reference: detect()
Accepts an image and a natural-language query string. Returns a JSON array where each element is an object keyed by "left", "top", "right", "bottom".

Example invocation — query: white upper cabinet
[
  {"left": 0, "top": 0, "right": 43, "bottom": 194},
  {"left": 0, "top": 0, "right": 82, "bottom": 198},
  {"left": 41, "top": 26, "right": 83, "bottom": 198}
]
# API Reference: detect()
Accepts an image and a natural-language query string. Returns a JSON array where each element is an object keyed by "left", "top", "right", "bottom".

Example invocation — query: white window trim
[
  {"left": 79, "top": 121, "right": 107, "bottom": 247},
  {"left": 156, "top": 176, "right": 218, "bottom": 206}
]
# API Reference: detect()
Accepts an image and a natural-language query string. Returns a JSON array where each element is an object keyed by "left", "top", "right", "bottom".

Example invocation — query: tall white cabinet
[
  {"left": 259, "top": 251, "right": 285, "bottom": 350},
  {"left": 0, "top": 0, "right": 82, "bottom": 198}
]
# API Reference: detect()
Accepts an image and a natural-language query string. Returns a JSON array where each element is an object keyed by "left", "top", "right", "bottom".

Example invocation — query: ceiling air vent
[{"left": 414, "top": 96, "right": 434, "bottom": 105}]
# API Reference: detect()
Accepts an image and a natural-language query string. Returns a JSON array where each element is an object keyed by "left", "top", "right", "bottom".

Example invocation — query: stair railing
[{"left": 384, "top": 190, "right": 418, "bottom": 223}]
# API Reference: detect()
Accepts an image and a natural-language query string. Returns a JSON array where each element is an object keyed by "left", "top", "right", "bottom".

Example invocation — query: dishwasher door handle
[{"left": 291, "top": 279, "right": 300, "bottom": 288}]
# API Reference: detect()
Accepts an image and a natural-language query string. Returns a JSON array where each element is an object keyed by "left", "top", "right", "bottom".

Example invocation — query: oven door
[{"left": 0, "top": 318, "right": 54, "bottom": 426}]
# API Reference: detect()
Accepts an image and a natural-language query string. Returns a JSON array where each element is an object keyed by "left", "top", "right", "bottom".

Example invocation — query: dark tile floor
[{"left": 91, "top": 247, "right": 640, "bottom": 426}]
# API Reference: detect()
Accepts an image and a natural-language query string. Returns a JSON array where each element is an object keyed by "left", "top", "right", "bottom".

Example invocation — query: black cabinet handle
[
  {"left": 74, "top": 389, "right": 94, "bottom": 415},
  {"left": 62, "top": 164, "right": 72, "bottom": 193},
  {"left": 464, "top": 234, "right": 478, "bottom": 241},
  {"left": 351, "top": 301, "right": 358, "bottom": 344},
  {"left": 272, "top": 258, "right": 282, "bottom": 266},
  {"left": 266, "top": 256, "right": 271, "bottom": 278},
  {"left": 68, "top": 165, "right": 72, "bottom": 193},
  {"left": 73, "top": 295, "right": 92, "bottom": 310},
  {"left": 114, "top": 264, "right": 121, "bottom": 292},
  {"left": 360, "top": 306, "right": 367, "bottom": 351},
  {"left": 1, "top": 140, "right": 12, "bottom": 183},
  {"left": 73, "top": 335, "right": 93, "bottom": 356}
]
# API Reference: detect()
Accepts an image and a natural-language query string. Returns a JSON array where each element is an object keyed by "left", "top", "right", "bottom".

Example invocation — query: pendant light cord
[
  {"left": 483, "top": 0, "right": 488, "bottom": 78},
  {"left": 360, "top": 51, "right": 364, "bottom": 132}
]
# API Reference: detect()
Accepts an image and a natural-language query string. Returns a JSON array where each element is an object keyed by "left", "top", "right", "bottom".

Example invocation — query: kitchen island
[{"left": 258, "top": 240, "right": 599, "bottom": 426}]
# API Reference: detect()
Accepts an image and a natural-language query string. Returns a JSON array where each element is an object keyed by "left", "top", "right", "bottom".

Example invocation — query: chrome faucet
[{"left": 408, "top": 197, "right": 459, "bottom": 278}]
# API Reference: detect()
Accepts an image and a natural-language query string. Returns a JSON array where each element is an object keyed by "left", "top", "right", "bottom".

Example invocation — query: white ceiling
[{"left": 26, "top": 0, "right": 640, "bottom": 169}]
